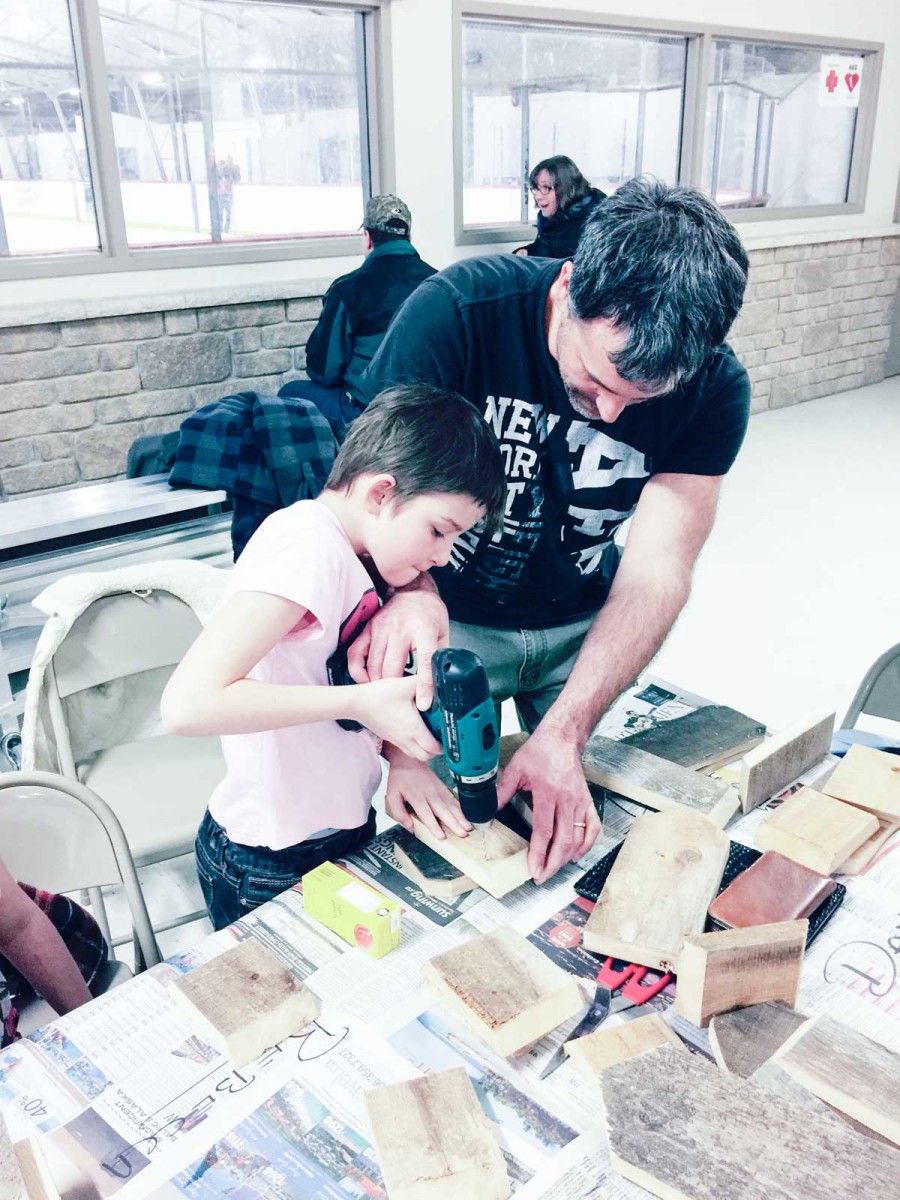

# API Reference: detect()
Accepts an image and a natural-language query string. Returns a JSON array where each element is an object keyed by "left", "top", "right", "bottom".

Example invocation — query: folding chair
[{"left": 842, "top": 642, "right": 900, "bottom": 729}]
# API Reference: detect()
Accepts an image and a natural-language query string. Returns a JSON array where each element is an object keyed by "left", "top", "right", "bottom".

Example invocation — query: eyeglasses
[{"left": 530, "top": 184, "right": 555, "bottom": 196}]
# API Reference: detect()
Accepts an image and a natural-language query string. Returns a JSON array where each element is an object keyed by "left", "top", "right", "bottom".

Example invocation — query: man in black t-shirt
[{"left": 351, "top": 179, "right": 750, "bottom": 884}]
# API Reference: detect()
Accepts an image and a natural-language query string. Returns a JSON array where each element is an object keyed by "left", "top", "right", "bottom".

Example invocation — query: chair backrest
[
  {"left": 0, "top": 772, "right": 161, "bottom": 966},
  {"left": 843, "top": 642, "right": 900, "bottom": 729}
]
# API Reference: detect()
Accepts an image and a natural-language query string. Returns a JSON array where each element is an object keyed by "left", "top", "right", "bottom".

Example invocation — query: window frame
[
  {"left": 453, "top": 1, "right": 883, "bottom": 246},
  {"left": 0, "top": 0, "right": 391, "bottom": 280}
]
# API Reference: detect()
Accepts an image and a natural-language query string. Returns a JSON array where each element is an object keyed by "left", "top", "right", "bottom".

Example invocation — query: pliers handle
[{"left": 597, "top": 957, "right": 672, "bottom": 1003}]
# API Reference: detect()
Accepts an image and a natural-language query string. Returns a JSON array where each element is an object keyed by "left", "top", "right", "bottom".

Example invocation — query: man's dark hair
[
  {"left": 366, "top": 225, "right": 409, "bottom": 247},
  {"left": 568, "top": 177, "right": 749, "bottom": 390},
  {"left": 326, "top": 385, "right": 506, "bottom": 532},
  {"left": 529, "top": 155, "right": 593, "bottom": 213}
]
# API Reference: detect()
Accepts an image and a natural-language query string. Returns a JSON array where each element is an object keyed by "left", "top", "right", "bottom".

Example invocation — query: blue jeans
[{"left": 195, "top": 808, "right": 377, "bottom": 931}]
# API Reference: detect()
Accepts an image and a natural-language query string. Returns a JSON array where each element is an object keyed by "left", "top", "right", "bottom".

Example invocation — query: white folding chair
[{"left": 842, "top": 642, "right": 900, "bottom": 730}]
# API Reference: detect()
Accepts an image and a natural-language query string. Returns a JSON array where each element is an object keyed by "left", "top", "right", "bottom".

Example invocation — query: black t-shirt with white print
[{"left": 363, "top": 255, "right": 750, "bottom": 630}]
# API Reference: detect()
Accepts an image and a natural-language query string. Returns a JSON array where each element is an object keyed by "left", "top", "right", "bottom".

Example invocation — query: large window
[
  {"left": 462, "top": 19, "right": 687, "bottom": 228},
  {"left": 0, "top": 0, "right": 379, "bottom": 270}
]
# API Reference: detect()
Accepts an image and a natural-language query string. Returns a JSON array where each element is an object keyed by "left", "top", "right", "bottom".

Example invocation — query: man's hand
[
  {"left": 347, "top": 587, "right": 449, "bottom": 709},
  {"left": 497, "top": 730, "right": 601, "bottom": 884},
  {"left": 384, "top": 748, "right": 471, "bottom": 841}
]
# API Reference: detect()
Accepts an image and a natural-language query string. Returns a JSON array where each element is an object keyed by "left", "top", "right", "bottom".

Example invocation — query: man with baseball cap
[{"left": 280, "top": 194, "right": 436, "bottom": 435}]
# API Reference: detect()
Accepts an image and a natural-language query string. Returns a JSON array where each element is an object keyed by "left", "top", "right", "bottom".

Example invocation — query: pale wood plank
[
  {"left": 13, "top": 1139, "right": 60, "bottom": 1200},
  {"left": 822, "top": 744, "right": 900, "bottom": 822},
  {"left": 602, "top": 1044, "right": 900, "bottom": 1200},
  {"left": 755, "top": 786, "right": 877, "bottom": 874},
  {"left": 738, "top": 711, "right": 835, "bottom": 813},
  {"left": 393, "top": 836, "right": 476, "bottom": 899},
  {"left": 410, "top": 817, "right": 530, "bottom": 900},
  {"left": 708, "top": 1002, "right": 807, "bottom": 1077},
  {"left": 835, "top": 817, "right": 900, "bottom": 874},
  {"left": 565, "top": 1013, "right": 682, "bottom": 1082},
  {"left": 620, "top": 705, "right": 765, "bottom": 771},
  {"left": 364, "top": 1067, "right": 510, "bottom": 1200},
  {"left": 422, "top": 926, "right": 583, "bottom": 1058},
  {"left": 0, "top": 1113, "right": 28, "bottom": 1200},
  {"left": 170, "top": 938, "right": 320, "bottom": 1068},
  {"left": 774, "top": 1014, "right": 900, "bottom": 1147},
  {"left": 581, "top": 809, "right": 729, "bottom": 971},
  {"left": 674, "top": 921, "right": 807, "bottom": 1028}
]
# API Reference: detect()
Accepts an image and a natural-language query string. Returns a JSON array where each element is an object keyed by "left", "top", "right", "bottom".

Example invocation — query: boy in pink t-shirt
[{"left": 162, "top": 385, "right": 505, "bottom": 929}]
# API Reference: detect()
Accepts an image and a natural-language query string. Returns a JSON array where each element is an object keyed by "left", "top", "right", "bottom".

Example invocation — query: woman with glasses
[{"left": 516, "top": 155, "right": 606, "bottom": 259}]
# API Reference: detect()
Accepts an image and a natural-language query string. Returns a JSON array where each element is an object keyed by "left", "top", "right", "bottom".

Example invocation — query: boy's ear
[{"left": 363, "top": 473, "right": 397, "bottom": 514}]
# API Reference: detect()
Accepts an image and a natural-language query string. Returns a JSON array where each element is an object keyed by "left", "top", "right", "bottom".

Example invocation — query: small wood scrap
[
  {"left": 773, "top": 1013, "right": 900, "bottom": 1147},
  {"left": 581, "top": 809, "right": 729, "bottom": 971},
  {"left": 737, "top": 711, "right": 835, "bottom": 813},
  {"left": 12, "top": 1139, "right": 60, "bottom": 1200},
  {"left": 754, "top": 786, "right": 878, "bottom": 874},
  {"left": 0, "top": 1112, "right": 28, "bottom": 1200},
  {"left": 170, "top": 937, "right": 320, "bottom": 1068},
  {"left": 421, "top": 926, "right": 583, "bottom": 1058},
  {"left": 822, "top": 744, "right": 900, "bottom": 822},
  {"left": 565, "top": 1013, "right": 682, "bottom": 1084},
  {"left": 708, "top": 851, "right": 836, "bottom": 928},
  {"left": 580, "top": 736, "right": 739, "bottom": 827},
  {"left": 364, "top": 1067, "right": 510, "bottom": 1200},
  {"left": 620, "top": 704, "right": 766, "bottom": 771},
  {"left": 674, "top": 920, "right": 807, "bottom": 1029},
  {"left": 410, "top": 817, "right": 530, "bottom": 900},
  {"left": 835, "top": 817, "right": 900, "bottom": 875},
  {"left": 602, "top": 1044, "right": 900, "bottom": 1200},
  {"left": 393, "top": 829, "right": 476, "bottom": 899},
  {"left": 708, "top": 1001, "right": 808, "bottom": 1077}
]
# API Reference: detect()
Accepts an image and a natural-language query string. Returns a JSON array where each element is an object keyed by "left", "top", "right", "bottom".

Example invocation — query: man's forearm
[{"left": 539, "top": 569, "right": 691, "bottom": 751}]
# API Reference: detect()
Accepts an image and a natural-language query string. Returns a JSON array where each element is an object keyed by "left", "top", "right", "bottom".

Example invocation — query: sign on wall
[{"left": 819, "top": 55, "right": 864, "bottom": 108}]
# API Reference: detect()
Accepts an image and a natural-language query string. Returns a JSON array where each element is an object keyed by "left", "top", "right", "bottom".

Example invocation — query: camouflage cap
[{"left": 363, "top": 194, "right": 411, "bottom": 236}]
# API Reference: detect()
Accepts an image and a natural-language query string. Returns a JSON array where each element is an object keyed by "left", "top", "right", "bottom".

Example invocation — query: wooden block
[
  {"left": 836, "top": 817, "right": 900, "bottom": 875},
  {"left": 755, "top": 786, "right": 878, "bottom": 874},
  {"left": 822, "top": 744, "right": 900, "bottom": 822},
  {"left": 410, "top": 817, "right": 530, "bottom": 900},
  {"left": 0, "top": 1113, "right": 28, "bottom": 1200},
  {"left": 738, "top": 711, "right": 835, "bottom": 813},
  {"left": 393, "top": 833, "right": 476, "bottom": 899},
  {"left": 581, "top": 736, "right": 739, "bottom": 826},
  {"left": 13, "top": 1139, "right": 60, "bottom": 1200},
  {"left": 621, "top": 704, "right": 766, "bottom": 771},
  {"left": 581, "top": 809, "right": 729, "bottom": 971},
  {"left": 422, "top": 926, "right": 583, "bottom": 1058},
  {"left": 774, "top": 1014, "right": 900, "bottom": 1147},
  {"left": 364, "top": 1067, "right": 509, "bottom": 1200},
  {"left": 674, "top": 920, "right": 807, "bottom": 1028},
  {"left": 708, "top": 851, "right": 836, "bottom": 928},
  {"left": 170, "top": 938, "right": 320, "bottom": 1068},
  {"left": 565, "top": 1013, "right": 682, "bottom": 1082},
  {"left": 708, "top": 1001, "right": 807, "bottom": 1077},
  {"left": 601, "top": 1044, "right": 900, "bottom": 1200}
]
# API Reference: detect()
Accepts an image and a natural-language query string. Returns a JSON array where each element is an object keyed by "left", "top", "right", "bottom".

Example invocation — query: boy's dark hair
[
  {"left": 366, "top": 226, "right": 409, "bottom": 247},
  {"left": 568, "top": 177, "right": 749, "bottom": 390},
  {"left": 528, "top": 155, "right": 594, "bottom": 213},
  {"left": 326, "top": 385, "right": 506, "bottom": 532}
]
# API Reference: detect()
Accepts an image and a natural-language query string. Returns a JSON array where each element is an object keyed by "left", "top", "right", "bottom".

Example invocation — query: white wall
[{"left": 1, "top": 0, "right": 898, "bottom": 315}]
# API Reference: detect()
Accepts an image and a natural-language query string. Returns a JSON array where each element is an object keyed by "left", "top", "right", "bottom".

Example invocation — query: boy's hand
[
  {"left": 383, "top": 749, "right": 471, "bottom": 841},
  {"left": 349, "top": 676, "right": 443, "bottom": 762},
  {"left": 346, "top": 588, "right": 449, "bottom": 709}
]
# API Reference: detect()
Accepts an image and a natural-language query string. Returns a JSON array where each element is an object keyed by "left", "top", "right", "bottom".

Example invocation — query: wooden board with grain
[
  {"left": 422, "top": 926, "right": 583, "bottom": 1058},
  {"left": 12, "top": 1140, "right": 60, "bottom": 1200},
  {"left": 822, "top": 744, "right": 900, "bottom": 822},
  {"left": 364, "top": 1067, "right": 510, "bottom": 1200},
  {"left": 708, "top": 1002, "right": 808, "bottom": 1077},
  {"left": 738, "top": 711, "right": 835, "bottom": 813},
  {"left": 620, "top": 705, "right": 766, "bottom": 771},
  {"left": 754, "top": 786, "right": 877, "bottom": 874},
  {"left": 581, "top": 736, "right": 739, "bottom": 827},
  {"left": 835, "top": 817, "right": 900, "bottom": 875},
  {"left": 410, "top": 817, "right": 530, "bottom": 899},
  {"left": 674, "top": 921, "right": 807, "bottom": 1028},
  {"left": 393, "top": 832, "right": 476, "bottom": 899},
  {"left": 565, "top": 1013, "right": 682, "bottom": 1082},
  {"left": 171, "top": 937, "right": 320, "bottom": 1068},
  {"left": 774, "top": 1014, "right": 900, "bottom": 1147},
  {"left": 581, "top": 809, "right": 729, "bottom": 971},
  {"left": 601, "top": 1044, "right": 900, "bottom": 1200},
  {"left": 0, "top": 1113, "right": 28, "bottom": 1200}
]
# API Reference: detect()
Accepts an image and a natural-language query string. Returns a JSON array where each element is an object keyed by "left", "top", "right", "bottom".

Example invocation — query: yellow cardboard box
[{"left": 302, "top": 861, "right": 402, "bottom": 958}]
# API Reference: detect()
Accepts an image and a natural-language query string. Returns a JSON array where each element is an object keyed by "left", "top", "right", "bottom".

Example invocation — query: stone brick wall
[{"left": 0, "top": 233, "right": 897, "bottom": 497}]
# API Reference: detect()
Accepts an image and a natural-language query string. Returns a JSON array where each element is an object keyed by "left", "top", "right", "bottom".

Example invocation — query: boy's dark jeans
[{"left": 195, "top": 808, "right": 377, "bottom": 931}]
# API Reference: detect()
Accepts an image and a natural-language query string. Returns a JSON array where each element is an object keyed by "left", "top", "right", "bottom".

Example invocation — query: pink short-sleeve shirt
[{"left": 207, "top": 501, "right": 382, "bottom": 850}]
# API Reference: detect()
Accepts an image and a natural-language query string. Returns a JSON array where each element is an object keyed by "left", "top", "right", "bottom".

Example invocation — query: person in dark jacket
[
  {"left": 280, "top": 195, "right": 436, "bottom": 436},
  {"left": 516, "top": 155, "right": 606, "bottom": 259}
]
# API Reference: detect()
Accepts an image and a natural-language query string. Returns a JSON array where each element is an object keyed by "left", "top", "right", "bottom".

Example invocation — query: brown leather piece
[{"left": 709, "top": 851, "right": 837, "bottom": 928}]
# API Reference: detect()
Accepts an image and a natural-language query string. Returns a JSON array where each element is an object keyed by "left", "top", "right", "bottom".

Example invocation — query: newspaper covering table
[{"left": 1, "top": 677, "right": 898, "bottom": 1198}]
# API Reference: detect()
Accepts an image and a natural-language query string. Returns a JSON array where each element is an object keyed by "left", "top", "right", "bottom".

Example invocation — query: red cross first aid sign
[{"left": 819, "top": 55, "right": 863, "bottom": 108}]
